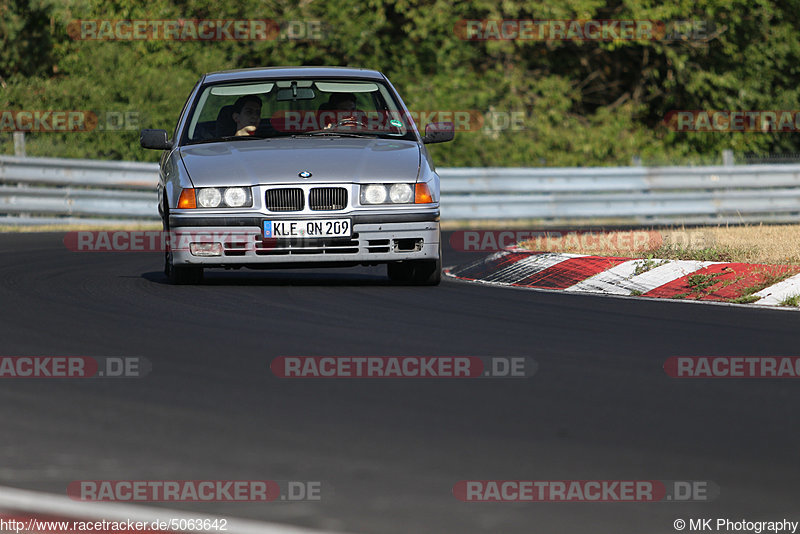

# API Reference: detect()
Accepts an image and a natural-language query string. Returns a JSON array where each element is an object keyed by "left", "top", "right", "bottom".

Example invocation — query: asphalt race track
[{"left": 0, "top": 231, "right": 798, "bottom": 534}]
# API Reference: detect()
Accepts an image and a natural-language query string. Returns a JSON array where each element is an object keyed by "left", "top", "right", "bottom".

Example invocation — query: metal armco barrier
[
  {"left": 0, "top": 156, "right": 159, "bottom": 224},
  {"left": 2, "top": 155, "right": 800, "bottom": 225},
  {"left": 438, "top": 166, "right": 800, "bottom": 224}
]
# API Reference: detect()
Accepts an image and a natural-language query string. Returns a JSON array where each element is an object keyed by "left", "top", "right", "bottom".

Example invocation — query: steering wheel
[{"left": 332, "top": 114, "right": 368, "bottom": 129}]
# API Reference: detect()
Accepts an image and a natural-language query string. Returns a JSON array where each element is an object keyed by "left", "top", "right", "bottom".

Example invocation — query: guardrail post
[
  {"left": 722, "top": 149, "right": 734, "bottom": 166},
  {"left": 13, "top": 132, "right": 26, "bottom": 157}
]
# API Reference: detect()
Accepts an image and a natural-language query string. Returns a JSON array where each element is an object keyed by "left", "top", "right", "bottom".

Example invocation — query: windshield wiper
[
  {"left": 294, "top": 131, "right": 379, "bottom": 138},
  {"left": 187, "top": 135, "right": 272, "bottom": 146},
  {"left": 215, "top": 135, "right": 269, "bottom": 141}
]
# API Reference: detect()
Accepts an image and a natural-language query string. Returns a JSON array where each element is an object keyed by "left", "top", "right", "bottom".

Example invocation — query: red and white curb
[
  {"left": 752, "top": 272, "right": 800, "bottom": 305},
  {"left": 0, "top": 485, "right": 347, "bottom": 534},
  {"left": 445, "top": 250, "right": 800, "bottom": 308}
]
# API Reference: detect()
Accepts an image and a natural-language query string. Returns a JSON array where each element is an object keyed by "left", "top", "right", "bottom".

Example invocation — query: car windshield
[{"left": 183, "top": 78, "right": 417, "bottom": 144}]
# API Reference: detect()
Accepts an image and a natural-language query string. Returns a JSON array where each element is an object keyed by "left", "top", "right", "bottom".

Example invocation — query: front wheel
[
  {"left": 387, "top": 257, "right": 441, "bottom": 286},
  {"left": 163, "top": 209, "right": 203, "bottom": 285},
  {"left": 166, "top": 257, "right": 204, "bottom": 285}
]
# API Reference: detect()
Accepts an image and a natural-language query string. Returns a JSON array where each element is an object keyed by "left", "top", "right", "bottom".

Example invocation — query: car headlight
[
  {"left": 389, "top": 183, "right": 414, "bottom": 203},
  {"left": 361, "top": 184, "right": 388, "bottom": 205},
  {"left": 361, "top": 183, "right": 421, "bottom": 205},
  {"left": 188, "top": 187, "right": 253, "bottom": 209},
  {"left": 197, "top": 188, "right": 222, "bottom": 208},
  {"left": 223, "top": 187, "right": 249, "bottom": 207}
]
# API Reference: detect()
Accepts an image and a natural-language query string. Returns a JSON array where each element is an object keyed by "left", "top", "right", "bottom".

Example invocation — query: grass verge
[{"left": 518, "top": 224, "right": 800, "bottom": 265}]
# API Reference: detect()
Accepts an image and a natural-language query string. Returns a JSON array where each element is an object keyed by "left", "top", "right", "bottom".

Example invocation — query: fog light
[{"left": 189, "top": 242, "right": 223, "bottom": 256}]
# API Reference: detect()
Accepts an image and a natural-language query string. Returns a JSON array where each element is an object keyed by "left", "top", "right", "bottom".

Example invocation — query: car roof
[{"left": 202, "top": 66, "right": 386, "bottom": 84}]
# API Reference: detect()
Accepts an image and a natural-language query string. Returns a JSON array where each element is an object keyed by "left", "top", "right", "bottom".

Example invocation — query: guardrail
[
  {"left": 439, "top": 166, "right": 800, "bottom": 224},
  {"left": 0, "top": 156, "right": 159, "bottom": 224},
  {"left": 2, "top": 155, "right": 800, "bottom": 225}
]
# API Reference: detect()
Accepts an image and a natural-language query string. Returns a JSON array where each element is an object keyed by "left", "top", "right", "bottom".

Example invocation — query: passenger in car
[{"left": 231, "top": 95, "right": 263, "bottom": 136}]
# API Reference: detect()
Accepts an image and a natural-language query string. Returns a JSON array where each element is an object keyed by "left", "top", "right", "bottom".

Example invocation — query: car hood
[{"left": 179, "top": 137, "right": 421, "bottom": 187}]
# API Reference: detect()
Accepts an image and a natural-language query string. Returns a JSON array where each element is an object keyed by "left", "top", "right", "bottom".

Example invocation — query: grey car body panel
[
  {"left": 202, "top": 66, "right": 386, "bottom": 84},
  {"left": 178, "top": 138, "right": 421, "bottom": 187},
  {"left": 170, "top": 221, "right": 440, "bottom": 267},
  {"left": 169, "top": 210, "right": 439, "bottom": 228}
]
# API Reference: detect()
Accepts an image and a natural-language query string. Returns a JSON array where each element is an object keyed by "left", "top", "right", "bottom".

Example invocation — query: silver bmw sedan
[{"left": 141, "top": 66, "right": 453, "bottom": 285}]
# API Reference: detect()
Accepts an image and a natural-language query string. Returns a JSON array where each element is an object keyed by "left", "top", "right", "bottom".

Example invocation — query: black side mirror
[
  {"left": 422, "top": 122, "right": 454, "bottom": 144},
  {"left": 140, "top": 129, "right": 173, "bottom": 150}
]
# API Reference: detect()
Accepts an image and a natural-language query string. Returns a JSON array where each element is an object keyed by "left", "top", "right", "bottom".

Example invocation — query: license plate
[{"left": 263, "top": 219, "right": 351, "bottom": 239}]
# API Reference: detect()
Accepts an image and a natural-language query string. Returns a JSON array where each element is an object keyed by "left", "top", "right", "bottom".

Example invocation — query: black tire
[
  {"left": 167, "top": 261, "right": 204, "bottom": 285},
  {"left": 387, "top": 256, "right": 441, "bottom": 286},
  {"left": 162, "top": 205, "right": 203, "bottom": 285},
  {"left": 387, "top": 261, "right": 414, "bottom": 282}
]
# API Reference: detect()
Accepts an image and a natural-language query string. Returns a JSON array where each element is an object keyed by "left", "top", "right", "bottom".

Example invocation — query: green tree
[{"left": 1, "top": 0, "right": 799, "bottom": 165}]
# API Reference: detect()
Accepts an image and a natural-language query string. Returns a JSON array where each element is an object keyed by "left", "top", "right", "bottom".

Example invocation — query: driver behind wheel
[{"left": 321, "top": 92, "right": 364, "bottom": 129}]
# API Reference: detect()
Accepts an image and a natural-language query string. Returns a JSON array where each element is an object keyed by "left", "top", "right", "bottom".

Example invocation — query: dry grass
[{"left": 519, "top": 224, "right": 800, "bottom": 265}]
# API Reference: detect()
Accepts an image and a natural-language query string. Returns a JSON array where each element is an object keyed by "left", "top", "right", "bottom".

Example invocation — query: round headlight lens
[
  {"left": 223, "top": 187, "right": 248, "bottom": 207},
  {"left": 197, "top": 188, "right": 222, "bottom": 208},
  {"left": 363, "top": 184, "right": 388, "bottom": 204},
  {"left": 389, "top": 184, "right": 414, "bottom": 203}
]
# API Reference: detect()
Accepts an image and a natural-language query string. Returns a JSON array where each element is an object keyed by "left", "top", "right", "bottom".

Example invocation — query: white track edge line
[{"left": 0, "top": 485, "right": 350, "bottom": 534}]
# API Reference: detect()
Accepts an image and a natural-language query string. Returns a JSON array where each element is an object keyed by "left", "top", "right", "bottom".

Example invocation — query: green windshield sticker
[{"left": 389, "top": 119, "right": 403, "bottom": 127}]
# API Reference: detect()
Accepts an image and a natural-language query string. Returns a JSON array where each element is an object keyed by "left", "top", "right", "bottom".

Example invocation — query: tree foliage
[{"left": 1, "top": 0, "right": 799, "bottom": 165}]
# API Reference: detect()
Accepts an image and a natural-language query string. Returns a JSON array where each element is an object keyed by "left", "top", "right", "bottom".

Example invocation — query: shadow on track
[{"left": 140, "top": 269, "right": 416, "bottom": 287}]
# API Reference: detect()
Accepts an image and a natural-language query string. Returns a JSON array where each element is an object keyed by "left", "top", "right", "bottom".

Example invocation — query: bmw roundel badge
[{"left": 298, "top": 171, "right": 312, "bottom": 178}]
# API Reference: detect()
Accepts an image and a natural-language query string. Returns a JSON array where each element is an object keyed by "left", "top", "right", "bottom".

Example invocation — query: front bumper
[{"left": 169, "top": 211, "right": 440, "bottom": 267}]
